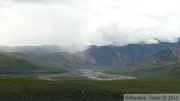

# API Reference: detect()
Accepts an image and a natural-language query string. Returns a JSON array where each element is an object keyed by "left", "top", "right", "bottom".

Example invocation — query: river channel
[{"left": 38, "top": 69, "right": 135, "bottom": 80}]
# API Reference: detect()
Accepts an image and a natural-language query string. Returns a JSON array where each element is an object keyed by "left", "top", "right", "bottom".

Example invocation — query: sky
[{"left": 0, "top": 0, "right": 180, "bottom": 46}]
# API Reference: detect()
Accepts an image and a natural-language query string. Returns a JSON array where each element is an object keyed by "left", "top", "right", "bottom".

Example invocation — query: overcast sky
[{"left": 0, "top": 0, "right": 180, "bottom": 46}]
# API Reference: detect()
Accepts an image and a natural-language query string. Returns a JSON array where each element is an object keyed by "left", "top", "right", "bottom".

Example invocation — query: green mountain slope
[
  {"left": 37, "top": 52, "right": 109, "bottom": 69},
  {"left": 37, "top": 52, "right": 83, "bottom": 69},
  {"left": 106, "top": 58, "right": 180, "bottom": 78},
  {"left": 0, "top": 53, "right": 66, "bottom": 74},
  {"left": 106, "top": 61, "right": 180, "bottom": 78}
]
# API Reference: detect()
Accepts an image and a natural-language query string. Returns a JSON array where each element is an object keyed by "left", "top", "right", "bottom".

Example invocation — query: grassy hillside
[
  {"left": 37, "top": 52, "right": 110, "bottom": 70},
  {"left": 37, "top": 60, "right": 110, "bottom": 70},
  {"left": 0, "top": 77, "right": 180, "bottom": 101},
  {"left": 0, "top": 53, "right": 67, "bottom": 74},
  {"left": 105, "top": 59, "right": 180, "bottom": 78}
]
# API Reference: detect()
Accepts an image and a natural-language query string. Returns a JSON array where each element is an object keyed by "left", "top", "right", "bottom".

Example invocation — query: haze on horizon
[{"left": 0, "top": 0, "right": 180, "bottom": 46}]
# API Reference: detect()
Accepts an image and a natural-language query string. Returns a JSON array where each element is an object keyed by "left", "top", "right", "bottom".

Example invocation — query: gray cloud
[
  {"left": 92, "top": 19, "right": 180, "bottom": 46},
  {"left": 0, "top": 0, "right": 180, "bottom": 46},
  {"left": 2, "top": 0, "right": 60, "bottom": 3},
  {"left": 1, "top": 0, "right": 76, "bottom": 5}
]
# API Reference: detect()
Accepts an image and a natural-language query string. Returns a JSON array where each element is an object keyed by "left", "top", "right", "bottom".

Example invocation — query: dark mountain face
[
  {"left": 153, "top": 49, "right": 175, "bottom": 63},
  {"left": 82, "top": 46, "right": 133, "bottom": 67},
  {"left": 151, "top": 44, "right": 180, "bottom": 64},
  {"left": 111, "top": 42, "right": 177, "bottom": 62},
  {"left": 170, "top": 44, "right": 180, "bottom": 56}
]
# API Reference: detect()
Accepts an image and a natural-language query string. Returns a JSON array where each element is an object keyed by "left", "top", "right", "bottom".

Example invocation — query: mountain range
[
  {"left": 34, "top": 41, "right": 179, "bottom": 67},
  {"left": 0, "top": 41, "right": 180, "bottom": 75}
]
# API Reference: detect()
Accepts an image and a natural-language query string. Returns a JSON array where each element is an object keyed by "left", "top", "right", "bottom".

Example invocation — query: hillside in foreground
[{"left": 0, "top": 77, "right": 180, "bottom": 101}]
